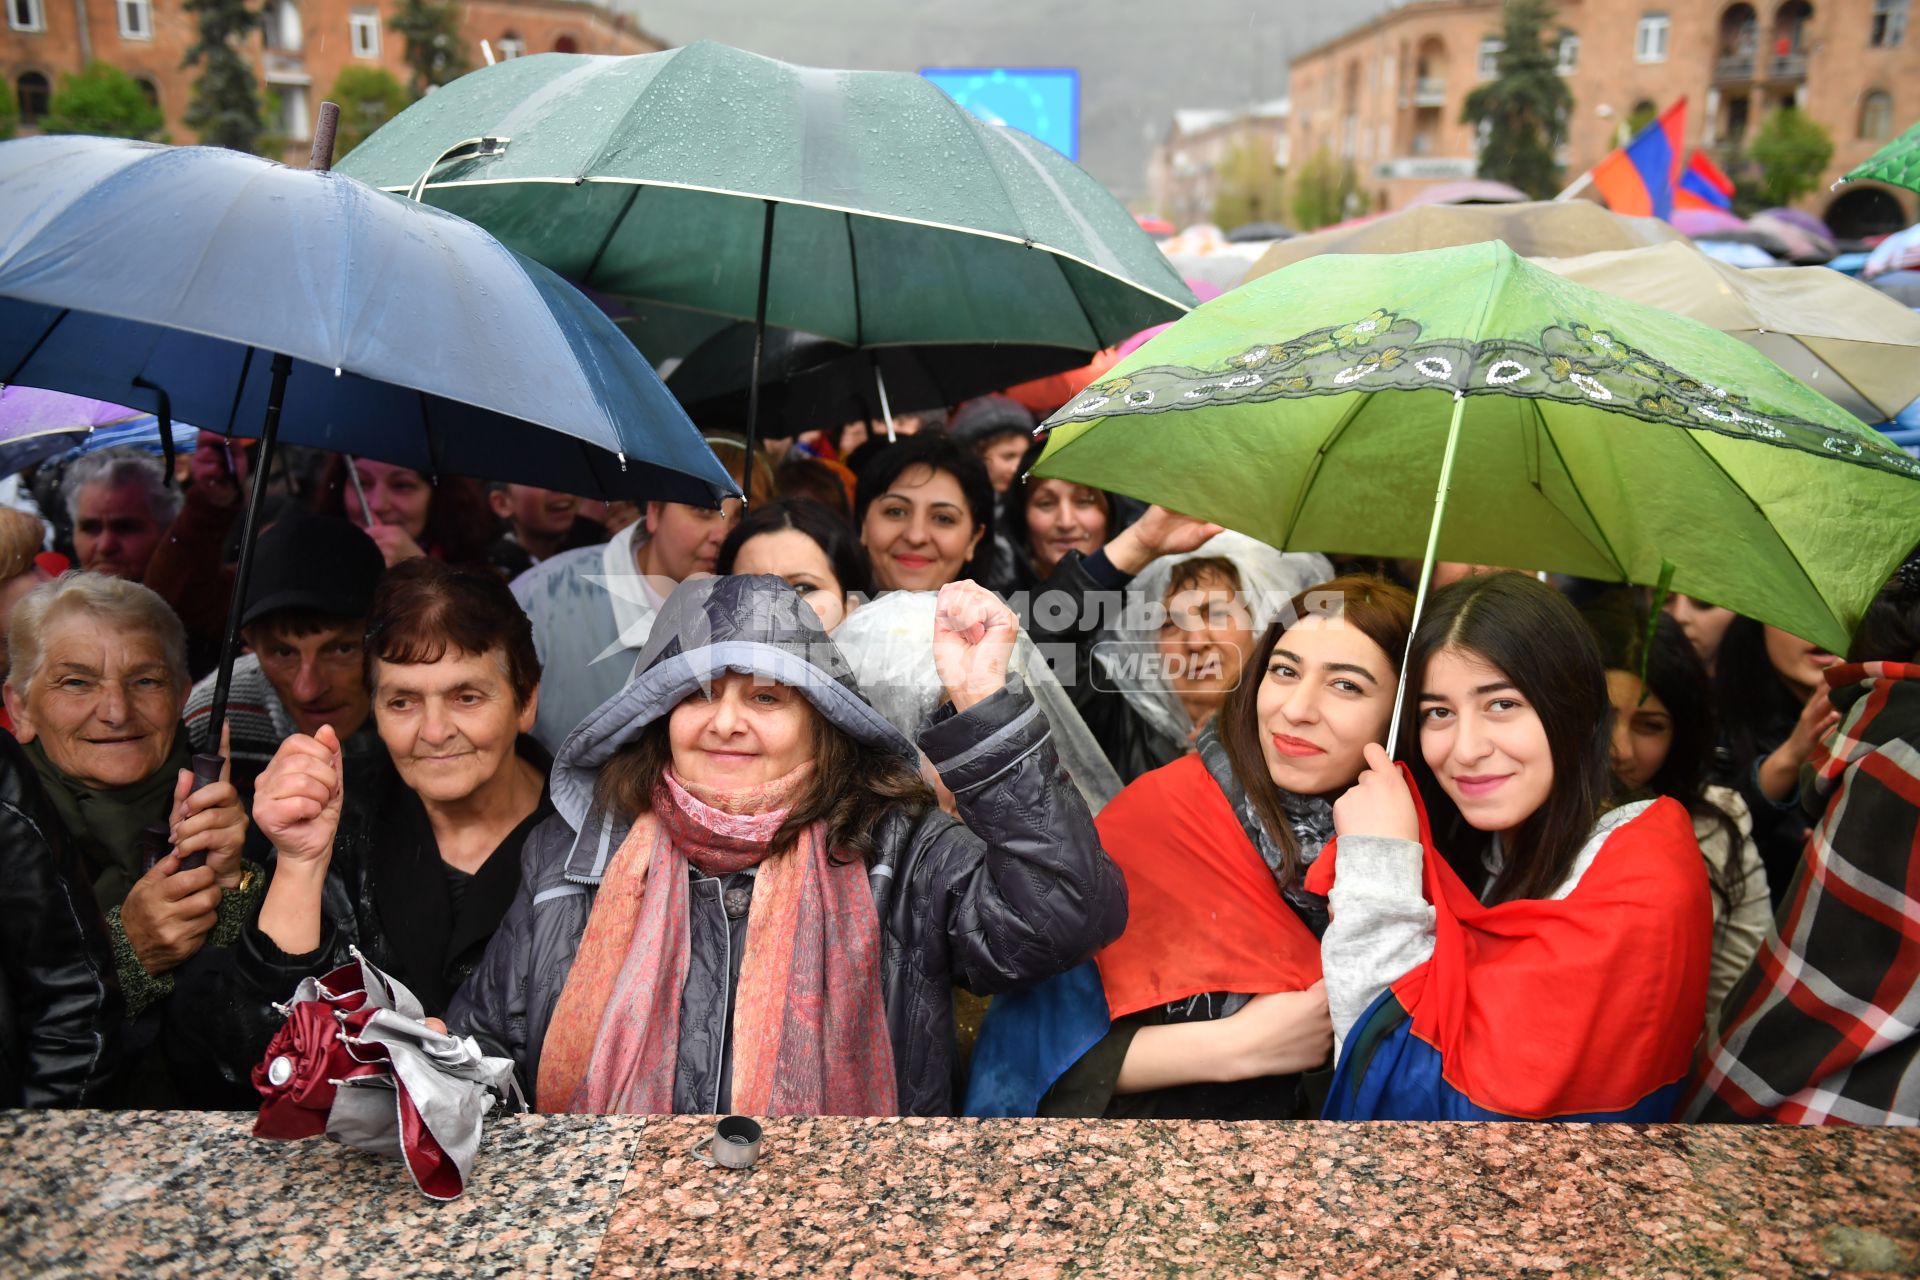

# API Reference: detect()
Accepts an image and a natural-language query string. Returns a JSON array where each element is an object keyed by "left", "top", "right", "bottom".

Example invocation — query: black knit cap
[{"left": 240, "top": 513, "right": 384, "bottom": 627}]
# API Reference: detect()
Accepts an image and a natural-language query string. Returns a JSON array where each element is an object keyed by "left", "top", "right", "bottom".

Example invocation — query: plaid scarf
[
  {"left": 536, "top": 763, "right": 897, "bottom": 1116},
  {"left": 1687, "top": 662, "right": 1920, "bottom": 1125}
]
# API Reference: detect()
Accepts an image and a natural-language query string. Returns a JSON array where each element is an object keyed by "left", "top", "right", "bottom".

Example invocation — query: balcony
[
  {"left": 1413, "top": 77, "right": 1447, "bottom": 107},
  {"left": 1769, "top": 51, "right": 1807, "bottom": 81},
  {"left": 1714, "top": 53, "right": 1755, "bottom": 83},
  {"left": 262, "top": 51, "right": 310, "bottom": 85}
]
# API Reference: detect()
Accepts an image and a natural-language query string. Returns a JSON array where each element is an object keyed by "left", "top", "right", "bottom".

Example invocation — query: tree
[
  {"left": 41, "top": 61, "right": 165, "bottom": 139},
  {"left": 1290, "top": 147, "right": 1361, "bottom": 231},
  {"left": 1748, "top": 106, "right": 1834, "bottom": 208},
  {"left": 329, "top": 66, "right": 409, "bottom": 155},
  {"left": 0, "top": 81, "right": 16, "bottom": 142},
  {"left": 1460, "top": 0, "right": 1572, "bottom": 198},
  {"left": 184, "top": 0, "right": 265, "bottom": 153},
  {"left": 1211, "top": 137, "right": 1288, "bottom": 232},
  {"left": 389, "top": 0, "right": 468, "bottom": 97}
]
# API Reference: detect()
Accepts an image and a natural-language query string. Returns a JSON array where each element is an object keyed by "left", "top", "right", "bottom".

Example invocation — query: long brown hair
[
  {"left": 1216, "top": 574, "right": 1416, "bottom": 886},
  {"left": 593, "top": 694, "right": 933, "bottom": 864},
  {"left": 1402, "top": 572, "right": 1613, "bottom": 904}
]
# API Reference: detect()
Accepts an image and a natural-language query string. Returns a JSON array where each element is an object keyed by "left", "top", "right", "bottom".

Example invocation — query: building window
[
  {"left": 1860, "top": 89, "right": 1894, "bottom": 138},
  {"left": 8, "top": 0, "right": 42, "bottom": 32},
  {"left": 552, "top": 33, "right": 578, "bottom": 53},
  {"left": 1636, "top": 13, "right": 1670, "bottom": 62},
  {"left": 119, "top": 0, "right": 151, "bottom": 38},
  {"left": 264, "top": 0, "right": 301, "bottom": 50},
  {"left": 16, "top": 71, "right": 48, "bottom": 122},
  {"left": 497, "top": 31, "right": 525, "bottom": 59},
  {"left": 1871, "top": 0, "right": 1906, "bottom": 45},
  {"left": 349, "top": 7, "right": 379, "bottom": 57},
  {"left": 1478, "top": 37, "right": 1504, "bottom": 78},
  {"left": 1557, "top": 32, "right": 1581, "bottom": 73},
  {"left": 277, "top": 81, "right": 310, "bottom": 141},
  {"left": 134, "top": 76, "right": 158, "bottom": 108}
]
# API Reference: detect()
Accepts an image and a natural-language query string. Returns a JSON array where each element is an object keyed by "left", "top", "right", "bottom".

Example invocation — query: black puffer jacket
[
  {"left": 0, "top": 731, "right": 119, "bottom": 1107},
  {"left": 446, "top": 574, "right": 1129, "bottom": 1116}
]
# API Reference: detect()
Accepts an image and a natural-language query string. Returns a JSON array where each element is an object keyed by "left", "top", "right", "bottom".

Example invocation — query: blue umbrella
[{"left": 0, "top": 134, "right": 739, "bottom": 744}]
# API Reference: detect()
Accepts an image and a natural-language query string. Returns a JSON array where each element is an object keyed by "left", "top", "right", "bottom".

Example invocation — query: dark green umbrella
[
  {"left": 1836, "top": 120, "right": 1920, "bottom": 194},
  {"left": 335, "top": 42, "right": 1194, "bottom": 451}
]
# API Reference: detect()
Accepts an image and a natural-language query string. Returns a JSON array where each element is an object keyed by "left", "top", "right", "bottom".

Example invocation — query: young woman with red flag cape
[
  {"left": 1314, "top": 573, "right": 1713, "bottom": 1121},
  {"left": 964, "top": 576, "right": 1414, "bottom": 1118}
]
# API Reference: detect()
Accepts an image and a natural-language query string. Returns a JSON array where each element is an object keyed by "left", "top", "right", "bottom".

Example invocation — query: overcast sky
[{"left": 615, "top": 0, "right": 1394, "bottom": 199}]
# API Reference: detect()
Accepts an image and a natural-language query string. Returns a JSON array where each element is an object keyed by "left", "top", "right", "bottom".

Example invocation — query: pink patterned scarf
[{"left": 536, "top": 762, "right": 898, "bottom": 1116}]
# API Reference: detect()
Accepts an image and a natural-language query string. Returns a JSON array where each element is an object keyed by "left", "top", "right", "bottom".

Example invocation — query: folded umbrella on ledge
[{"left": 253, "top": 948, "right": 521, "bottom": 1201}]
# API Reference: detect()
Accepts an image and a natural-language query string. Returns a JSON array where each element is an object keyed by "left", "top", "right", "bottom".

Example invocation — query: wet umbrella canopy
[
  {"left": 0, "top": 134, "right": 738, "bottom": 744},
  {"left": 1033, "top": 242, "right": 1920, "bottom": 657},
  {"left": 1246, "top": 201, "right": 1686, "bottom": 280},
  {"left": 0, "top": 137, "right": 737, "bottom": 507},
  {"left": 335, "top": 43, "right": 1194, "bottom": 445},
  {"left": 1838, "top": 120, "right": 1920, "bottom": 194}
]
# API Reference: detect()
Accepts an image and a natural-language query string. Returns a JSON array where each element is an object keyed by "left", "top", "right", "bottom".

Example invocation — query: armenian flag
[
  {"left": 1675, "top": 149, "right": 1737, "bottom": 212},
  {"left": 1305, "top": 769, "right": 1713, "bottom": 1121},
  {"left": 1590, "top": 99, "right": 1687, "bottom": 220}
]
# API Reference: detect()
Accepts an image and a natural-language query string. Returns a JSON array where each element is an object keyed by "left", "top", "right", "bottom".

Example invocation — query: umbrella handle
[
  {"left": 130, "top": 376, "right": 175, "bottom": 488},
  {"left": 1385, "top": 390, "right": 1467, "bottom": 760}
]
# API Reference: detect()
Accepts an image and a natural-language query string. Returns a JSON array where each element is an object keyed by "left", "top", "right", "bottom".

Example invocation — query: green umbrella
[
  {"left": 335, "top": 43, "right": 1193, "bottom": 450},
  {"left": 1032, "top": 242, "right": 1920, "bottom": 686},
  {"left": 1836, "top": 121, "right": 1920, "bottom": 194}
]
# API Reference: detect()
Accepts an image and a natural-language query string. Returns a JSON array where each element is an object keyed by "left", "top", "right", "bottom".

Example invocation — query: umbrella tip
[{"left": 309, "top": 102, "right": 341, "bottom": 173}]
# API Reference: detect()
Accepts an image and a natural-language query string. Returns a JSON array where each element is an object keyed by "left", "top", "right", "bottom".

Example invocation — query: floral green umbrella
[
  {"left": 1836, "top": 121, "right": 1920, "bottom": 194},
  {"left": 1031, "top": 241, "right": 1920, "bottom": 676}
]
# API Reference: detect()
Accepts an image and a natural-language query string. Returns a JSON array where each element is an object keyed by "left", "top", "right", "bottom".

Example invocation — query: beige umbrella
[
  {"left": 1246, "top": 200, "right": 1685, "bottom": 281},
  {"left": 1536, "top": 241, "right": 1920, "bottom": 422}
]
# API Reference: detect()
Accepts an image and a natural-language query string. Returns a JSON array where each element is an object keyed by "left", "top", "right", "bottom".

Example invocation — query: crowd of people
[{"left": 0, "top": 400, "right": 1914, "bottom": 1128}]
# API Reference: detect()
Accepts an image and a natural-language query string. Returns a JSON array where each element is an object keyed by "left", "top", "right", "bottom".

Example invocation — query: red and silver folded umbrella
[{"left": 253, "top": 948, "right": 522, "bottom": 1200}]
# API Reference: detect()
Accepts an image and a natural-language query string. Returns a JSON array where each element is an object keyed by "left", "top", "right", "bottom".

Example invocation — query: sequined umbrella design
[{"left": 1032, "top": 241, "right": 1920, "bottom": 738}]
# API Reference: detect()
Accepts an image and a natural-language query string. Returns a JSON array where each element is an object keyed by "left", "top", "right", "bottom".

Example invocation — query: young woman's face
[
  {"left": 1254, "top": 616, "right": 1395, "bottom": 797},
  {"left": 1604, "top": 669, "right": 1672, "bottom": 792},
  {"left": 1418, "top": 647, "right": 1554, "bottom": 837},
  {"left": 1762, "top": 625, "right": 1839, "bottom": 700},
  {"left": 1024, "top": 479, "right": 1109, "bottom": 576},
  {"left": 730, "top": 528, "right": 853, "bottom": 632},
  {"left": 668, "top": 672, "right": 814, "bottom": 790},
  {"left": 1664, "top": 595, "right": 1736, "bottom": 670},
  {"left": 346, "top": 459, "right": 433, "bottom": 539},
  {"left": 860, "top": 464, "right": 983, "bottom": 592},
  {"left": 1155, "top": 569, "right": 1255, "bottom": 725}
]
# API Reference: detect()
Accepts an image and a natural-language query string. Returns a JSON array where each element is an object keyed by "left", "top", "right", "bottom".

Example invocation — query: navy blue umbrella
[{"left": 0, "top": 134, "right": 740, "bottom": 744}]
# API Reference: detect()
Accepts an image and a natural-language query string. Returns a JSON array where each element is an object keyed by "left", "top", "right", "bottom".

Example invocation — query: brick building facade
[
  {"left": 1, "top": 0, "right": 659, "bottom": 162},
  {"left": 1285, "top": 0, "right": 1917, "bottom": 235},
  {"left": 1145, "top": 99, "right": 1292, "bottom": 228}
]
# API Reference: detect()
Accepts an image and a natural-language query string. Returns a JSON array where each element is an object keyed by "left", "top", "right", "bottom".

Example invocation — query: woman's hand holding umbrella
[
  {"left": 1102, "top": 506, "right": 1224, "bottom": 577},
  {"left": 169, "top": 726, "right": 248, "bottom": 890},
  {"left": 1332, "top": 743, "right": 1421, "bottom": 844},
  {"left": 934, "top": 581, "right": 1020, "bottom": 713},
  {"left": 121, "top": 860, "right": 223, "bottom": 975}
]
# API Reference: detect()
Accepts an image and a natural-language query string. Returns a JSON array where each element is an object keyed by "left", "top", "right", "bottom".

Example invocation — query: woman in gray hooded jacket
[{"left": 442, "top": 573, "right": 1127, "bottom": 1117}]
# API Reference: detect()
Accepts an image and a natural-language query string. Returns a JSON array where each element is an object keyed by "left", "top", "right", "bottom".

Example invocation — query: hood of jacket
[{"left": 550, "top": 573, "right": 917, "bottom": 829}]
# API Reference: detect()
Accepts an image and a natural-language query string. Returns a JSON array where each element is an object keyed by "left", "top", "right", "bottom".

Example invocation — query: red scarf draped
[
  {"left": 1094, "top": 754, "right": 1322, "bottom": 1019},
  {"left": 536, "top": 764, "right": 897, "bottom": 1116}
]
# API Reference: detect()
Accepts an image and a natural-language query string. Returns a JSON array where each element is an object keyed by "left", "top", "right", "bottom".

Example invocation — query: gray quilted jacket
[{"left": 446, "top": 574, "right": 1127, "bottom": 1115}]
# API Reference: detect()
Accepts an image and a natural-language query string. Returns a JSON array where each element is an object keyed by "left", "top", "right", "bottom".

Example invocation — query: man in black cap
[{"left": 182, "top": 514, "right": 385, "bottom": 800}]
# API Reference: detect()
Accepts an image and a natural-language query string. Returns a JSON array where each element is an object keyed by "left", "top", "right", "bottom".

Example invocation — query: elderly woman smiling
[
  {"left": 3, "top": 573, "right": 254, "bottom": 1018},
  {"left": 447, "top": 573, "right": 1126, "bottom": 1116}
]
